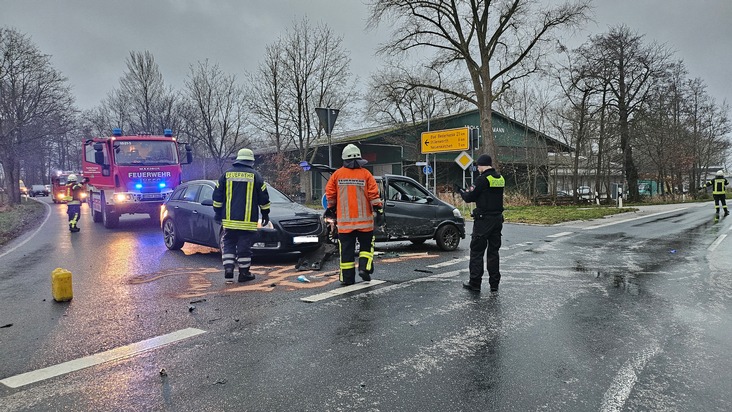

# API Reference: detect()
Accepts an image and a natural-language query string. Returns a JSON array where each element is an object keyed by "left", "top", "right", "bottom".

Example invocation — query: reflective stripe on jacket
[
  {"left": 706, "top": 177, "right": 728, "bottom": 195},
  {"left": 213, "top": 163, "right": 271, "bottom": 231},
  {"left": 325, "top": 167, "right": 382, "bottom": 233}
]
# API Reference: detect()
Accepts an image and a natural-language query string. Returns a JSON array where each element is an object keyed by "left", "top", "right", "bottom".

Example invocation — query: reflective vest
[
  {"left": 65, "top": 183, "right": 84, "bottom": 205},
  {"left": 325, "top": 167, "right": 382, "bottom": 233},
  {"left": 707, "top": 177, "right": 728, "bottom": 195}
]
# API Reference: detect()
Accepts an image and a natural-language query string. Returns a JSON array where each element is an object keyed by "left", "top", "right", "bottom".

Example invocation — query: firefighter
[
  {"left": 706, "top": 170, "right": 729, "bottom": 216},
  {"left": 212, "top": 148, "right": 270, "bottom": 283},
  {"left": 65, "top": 174, "right": 84, "bottom": 232},
  {"left": 457, "top": 154, "right": 505, "bottom": 293},
  {"left": 325, "top": 144, "right": 383, "bottom": 286}
]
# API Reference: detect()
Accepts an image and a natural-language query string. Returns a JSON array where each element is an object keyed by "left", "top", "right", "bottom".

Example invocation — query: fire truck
[
  {"left": 51, "top": 171, "right": 86, "bottom": 203},
  {"left": 82, "top": 128, "right": 192, "bottom": 228}
]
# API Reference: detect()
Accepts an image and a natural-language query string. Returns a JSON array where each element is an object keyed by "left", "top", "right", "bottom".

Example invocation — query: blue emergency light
[
  {"left": 112, "top": 128, "right": 122, "bottom": 136},
  {"left": 164, "top": 129, "right": 173, "bottom": 137},
  {"left": 135, "top": 183, "right": 143, "bottom": 189},
  {"left": 159, "top": 182, "right": 166, "bottom": 188}
]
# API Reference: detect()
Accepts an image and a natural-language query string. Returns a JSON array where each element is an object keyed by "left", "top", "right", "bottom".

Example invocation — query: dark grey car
[{"left": 160, "top": 180, "right": 325, "bottom": 255}]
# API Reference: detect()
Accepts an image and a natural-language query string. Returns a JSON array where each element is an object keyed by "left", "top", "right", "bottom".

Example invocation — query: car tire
[
  {"left": 435, "top": 224, "right": 461, "bottom": 251},
  {"left": 163, "top": 218, "right": 185, "bottom": 250},
  {"left": 102, "top": 194, "right": 119, "bottom": 228}
]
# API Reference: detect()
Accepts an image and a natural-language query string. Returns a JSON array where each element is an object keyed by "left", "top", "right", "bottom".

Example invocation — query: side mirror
[
  {"left": 94, "top": 151, "right": 104, "bottom": 165},
  {"left": 184, "top": 144, "right": 193, "bottom": 164}
]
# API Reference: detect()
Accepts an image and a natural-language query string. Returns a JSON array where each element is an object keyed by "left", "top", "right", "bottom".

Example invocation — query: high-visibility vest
[{"left": 325, "top": 167, "right": 382, "bottom": 233}]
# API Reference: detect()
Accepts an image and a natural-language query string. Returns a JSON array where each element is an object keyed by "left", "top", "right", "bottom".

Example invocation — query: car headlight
[{"left": 452, "top": 208, "right": 462, "bottom": 218}]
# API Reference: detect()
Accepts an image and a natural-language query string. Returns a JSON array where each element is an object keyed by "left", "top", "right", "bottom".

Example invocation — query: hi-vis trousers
[{"left": 338, "top": 230, "right": 374, "bottom": 284}]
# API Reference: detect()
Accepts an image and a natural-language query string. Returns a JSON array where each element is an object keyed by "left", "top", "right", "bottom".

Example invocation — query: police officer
[
  {"left": 65, "top": 174, "right": 84, "bottom": 232},
  {"left": 325, "top": 144, "right": 383, "bottom": 285},
  {"left": 212, "top": 148, "right": 271, "bottom": 283},
  {"left": 706, "top": 170, "right": 729, "bottom": 216},
  {"left": 458, "top": 154, "right": 505, "bottom": 293}
]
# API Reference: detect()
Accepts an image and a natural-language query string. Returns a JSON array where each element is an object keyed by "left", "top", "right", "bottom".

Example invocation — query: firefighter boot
[
  {"left": 725, "top": 208, "right": 730, "bottom": 217},
  {"left": 238, "top": 268, "right": 255, "bottom": 283},
  {"left": 224, "top": 266, "right": 234, "bottom": 282}
]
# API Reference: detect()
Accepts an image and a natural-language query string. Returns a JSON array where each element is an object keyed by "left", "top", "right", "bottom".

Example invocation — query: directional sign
[
  {"left": 421, "top": 127, "right": 470, "bottom": 154},
  {"left": 423, "top": 165, "right": 433, "bottom": 175}
]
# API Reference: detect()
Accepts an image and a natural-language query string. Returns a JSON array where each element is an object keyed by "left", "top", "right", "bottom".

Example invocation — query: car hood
[{"left": 268, "top": 202, "right": 321, "bottom": 219}]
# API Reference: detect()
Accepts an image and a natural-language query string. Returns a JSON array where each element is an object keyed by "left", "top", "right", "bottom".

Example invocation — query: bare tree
[
  {"left": 180, "top": 60, "right": 249, "bottom": 176},
  {"left": 0, "top": 27, "right": 75, "bottom": 204},
  {"left": 367, "top": 0, "right": 591, "bottom": 168},
  {"left": 585, "top": 25, "right": 672, "bottom": 201}
]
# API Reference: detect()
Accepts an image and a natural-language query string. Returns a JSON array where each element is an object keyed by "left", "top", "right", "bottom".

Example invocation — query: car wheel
[
  {"left": 163, "top": 218, "right": 184, "bottom": 250},
  {"left": 102, "top": 194, "right": 119, "bottom": 228},
  {"left": 435, "top": 224, "right": 461, "bottom": 251},
  {"left": 409, "top": 238, "right": 427, "bottom": 245}
]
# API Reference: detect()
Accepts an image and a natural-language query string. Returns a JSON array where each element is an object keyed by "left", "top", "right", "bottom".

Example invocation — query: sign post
[{"left": 315, "top": 107, "right": 340, "bottom": 167}]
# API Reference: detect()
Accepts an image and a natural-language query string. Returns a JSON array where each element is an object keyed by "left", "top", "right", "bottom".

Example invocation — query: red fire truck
[
  {"left": 81, "top": 128, "right": 192, "bottom": 228},
  {"left": 51, "top": 171, "right": 87, "bottom": 203}
]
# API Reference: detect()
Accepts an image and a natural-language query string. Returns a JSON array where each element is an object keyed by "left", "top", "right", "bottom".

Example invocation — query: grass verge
[
  {"left": 504, "top": 205, "right": 636, "bottom": 225},
  {"left": 0, "top": 198, "right": 47, "bottom": 249}
]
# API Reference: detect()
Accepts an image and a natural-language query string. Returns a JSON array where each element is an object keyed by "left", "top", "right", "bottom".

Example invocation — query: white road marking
[
  {"left": 708, "top": 234, "right": 727, "bottom": 251},
  {"left": 0, "top": 199, "right": 51, "bottom": 259},
  {"left": 301, "top": 280, "right": 386, "bottom": 302},
  {"left": 583, "top": 208, "right": 687, "bottom": 230},
  {"left": 427, "top": 256, "right": 469, "bottom": 268},
  {"left": 600, "top": 344, "right": 662, "bottom": 412},
  {"left": 0, "top": 328, "right": 206, "bottom": 388},
  {"left": 547, "top": 231, "right": 573, "bottom": 238}
]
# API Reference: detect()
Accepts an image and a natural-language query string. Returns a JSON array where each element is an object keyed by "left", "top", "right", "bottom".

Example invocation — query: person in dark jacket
[
  {"left": 706, "top": 170, "right": 729, "bottom": 216},
  {"left": 212, "top": 148, "right": 271, "bottom": 283},
  {"left": 65, "top": 174, "right": 84, "bottom": 232},
  {"left": 458, "top": 154, "right": 505, "bottom": 293}
]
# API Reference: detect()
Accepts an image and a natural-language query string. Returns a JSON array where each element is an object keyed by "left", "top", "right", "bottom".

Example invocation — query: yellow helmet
[{"left": 236, "top": 148, "right": 255, "bottom": 161}]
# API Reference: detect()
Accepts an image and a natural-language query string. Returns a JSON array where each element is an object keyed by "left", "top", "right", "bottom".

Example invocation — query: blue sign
[
  {"left": 321, "top": 193, "right": 328, "bottom": 209},
  {"left": 423, "top": 165, "right": 433, "bottom": 175}
]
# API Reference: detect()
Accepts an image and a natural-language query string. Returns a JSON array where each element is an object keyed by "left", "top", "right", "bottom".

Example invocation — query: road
[{"left": 1, "top": 198, "right": 731, "bottom": 411}]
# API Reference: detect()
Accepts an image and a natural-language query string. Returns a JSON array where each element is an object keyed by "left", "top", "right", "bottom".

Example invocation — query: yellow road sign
[{"left": 421, "top": 127, "right": 470, "bottom": 154}]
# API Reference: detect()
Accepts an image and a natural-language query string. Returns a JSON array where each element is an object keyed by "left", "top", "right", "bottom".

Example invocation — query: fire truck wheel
[
  {"left": 101, "top": 195, "right": 119, "bottom": 228},
  {"left": 91, "top": 196, "right": 102, "bottom": 222},
  {"left": 163, "top": 219, "right": 184, "bottom": 250}
]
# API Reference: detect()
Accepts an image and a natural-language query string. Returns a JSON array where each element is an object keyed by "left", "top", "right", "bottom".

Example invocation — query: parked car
[
  {"left": 305, "top": 163, "right": 466, "bottom": 251},
  {"left": 29, "top": 184, "right": 50, "bottom": 197},
  {"left": 160, "top": 180, "right": 326, "bottom": 255}
]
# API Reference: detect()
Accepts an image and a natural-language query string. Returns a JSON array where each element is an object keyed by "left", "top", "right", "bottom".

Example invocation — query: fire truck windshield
[{"left": 114, "top": 140, "right": 178, "bottom": 166}]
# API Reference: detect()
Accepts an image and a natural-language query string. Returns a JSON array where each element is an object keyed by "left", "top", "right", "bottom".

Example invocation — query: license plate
[
  {"left": 142, "top": 193, "right": 161, "bottom": 199},
  {"left": 293, "top": 236, "right": 319, "bottom": 244}
]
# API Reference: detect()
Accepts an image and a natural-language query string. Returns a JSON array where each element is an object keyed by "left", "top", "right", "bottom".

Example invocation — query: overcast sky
[{"left": 2, "top": 0, "right": 730, "bottom": 116}]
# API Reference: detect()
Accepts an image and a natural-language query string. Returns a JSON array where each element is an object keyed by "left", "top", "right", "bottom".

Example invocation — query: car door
[
  {"left": 190, "top": 183, "right": 220, "bottom": 248},
  {"left": 176, "top": 184, "right": 200, "bottom": 240},
  {"left": 381, "top": 176, "right": 439, "bottom": 238}
]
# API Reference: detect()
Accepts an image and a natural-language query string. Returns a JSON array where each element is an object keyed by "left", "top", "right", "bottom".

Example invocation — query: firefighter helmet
[
  {"left": 236, "top": 148, "right": 255, "bottom": 161},
  {"left": 716, "top": 170, "right": 724, "bottom": 177},
  {"left": 341, "top": 144, "right": 362, "bottom": 160},
  {"left": 67, "top": 174, "right": 78, "bottom": 183}
]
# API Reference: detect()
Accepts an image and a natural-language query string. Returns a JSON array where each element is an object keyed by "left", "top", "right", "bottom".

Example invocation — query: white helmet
[
  {"left": 716, "top": 170, "right": 724, "bottom": 177},
  {"left": 341, "top": 144, "right": 361, "bottom": 160},
  {"left": 67, "top": 174, "right": 78, "bottom": 183}
]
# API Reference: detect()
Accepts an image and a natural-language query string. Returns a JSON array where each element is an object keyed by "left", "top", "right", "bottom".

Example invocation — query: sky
[{"left": 1, "top": 0, "right": 731, "bottom": 117}]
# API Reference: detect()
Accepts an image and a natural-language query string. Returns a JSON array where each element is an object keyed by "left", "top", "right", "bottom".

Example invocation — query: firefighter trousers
[
  {"left": 338, "top": 230, "right": 375, "bottom": 284},
  {"left": 221, "top": 228, "right": 255, "bottom": 274},
  {"left": 468, "top": 215, "right": 503, "bottom": 289},
  {"left": 67, "top": 204, "right": 81, "bottom": 232},
  {"left": 713, "top": 194, "right": 728, "bottom": 214}
]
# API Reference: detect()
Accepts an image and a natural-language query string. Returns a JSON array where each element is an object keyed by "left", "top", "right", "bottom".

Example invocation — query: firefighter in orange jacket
[{"left": 325, "top": 144, "right": 383, "bottom": 285}]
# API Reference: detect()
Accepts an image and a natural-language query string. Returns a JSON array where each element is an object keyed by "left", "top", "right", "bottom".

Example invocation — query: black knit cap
[{"left": 476, "top": 154, "right": 492, "bottom": 166}]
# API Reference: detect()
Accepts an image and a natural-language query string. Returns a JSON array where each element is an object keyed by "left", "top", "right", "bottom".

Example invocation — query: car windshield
[
  {"left": 266, "top": 185, "right": 292, "bottom": 203},
  {"left": 114, "top": 140, "right": 178, "bottom": 166}
]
